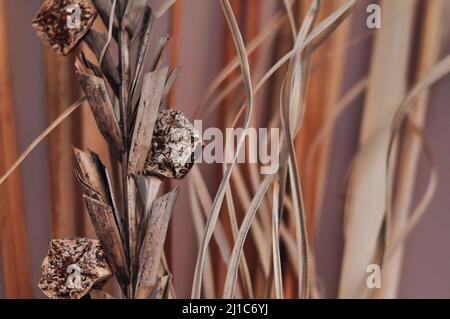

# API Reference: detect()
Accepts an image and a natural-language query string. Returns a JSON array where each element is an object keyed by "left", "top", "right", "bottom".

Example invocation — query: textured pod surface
[
  {"left": 39, "top": 238, "right": 112, "bottom": 299},
  {"left": 144, "top": 109, "right": 202, "bottom": 179},
  {"left": 32, "top": 0, "right": 97, "bottom": 56}
]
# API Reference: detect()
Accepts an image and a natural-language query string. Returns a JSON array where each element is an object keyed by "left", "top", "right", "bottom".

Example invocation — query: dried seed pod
[
  {"left": 144, "top": 109, "right": 202, "bottom": 180},
  {"left": 32, "top": 0, "right": 97, "bottom": 56},
  {"left": 39, "top": 238, "right": 112, "bottom": 299}
]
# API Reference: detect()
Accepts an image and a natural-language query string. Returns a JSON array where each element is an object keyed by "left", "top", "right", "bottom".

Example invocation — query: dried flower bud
[
  {"left": 144, "top": 109, "right": 202, "bottom": 179},
  {"left": 39, "top": 238, "right": 112, "bottom": 299},
  {"left": 32, "top": 0, "right": 97, "bottom": 56}
]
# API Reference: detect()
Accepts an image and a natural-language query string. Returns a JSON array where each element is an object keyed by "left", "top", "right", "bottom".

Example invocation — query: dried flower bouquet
[{"left": 32, "top": 0, "right": 198, "bottom": 299}]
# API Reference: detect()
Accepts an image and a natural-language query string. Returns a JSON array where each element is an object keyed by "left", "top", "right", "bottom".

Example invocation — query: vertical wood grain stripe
[
  {"left": 0, "top": 0, "right": 33, "bottom": 298},
  {"left": 45, "top": 50, "right": 81, "bottom": 238}
]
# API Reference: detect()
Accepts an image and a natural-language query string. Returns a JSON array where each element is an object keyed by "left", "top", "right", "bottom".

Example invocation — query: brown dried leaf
[
  {"left": 73, "top": 148, "right": 110, "bottom": 202},
  {"left": 83, "top": 196, "right": 129, "bottom": 294},
  {"left": 161, "top": 66, "right": 182, "bottom": 107},
  {"left": 135, "top": 187, "right": 180, "bottom": 299},
  {"left": 91, "top": 0, "right": 119, "bottom": 39},
  {"left": 130, "top": 6, "right": 155, "bottom": 101},
  {"left": 84, "top": 30, "right": 120, "bottom": 96},
  {"left": 126, "top": 176, "right": 138, "bottom": 276},
  {"left": 150, "top": 36, "right": 171, "bottom": 72},
  {"left": 76, "top": 59, "right": 124, "bottom": 156},
  {"left": 73, "top": 148, "right": 123, "bottom": 236},
  {"left": 128, "top": 67, "right": 168, "bottom": 176},
  {"left": 122, "top": 0, "right": 148, "bottom": 36},
  {"left": 136, "top": 176, "right": 163, "bottom": 255}
]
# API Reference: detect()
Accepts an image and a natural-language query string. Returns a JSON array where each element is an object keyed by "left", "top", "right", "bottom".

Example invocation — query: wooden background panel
[{"left": 3, "top": 0, "right": 51, "bottom": 298}]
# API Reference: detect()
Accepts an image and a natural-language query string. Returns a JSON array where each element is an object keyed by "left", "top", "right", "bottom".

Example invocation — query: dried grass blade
[
  {"left": 305, "top": 78, "right": 367, "bottom": 176},
  {"left": 278, "top": 0, "right": 318, "bottom": 298},
  {"left": 271, "top": 180, "right": 283, "bottom": 298},
  {"left": 154, "top": 0, "right": 177, "bottom": 18},
  {"left": 128, "top": 67, "right": 168, "bottom": 175},
  {"left": 92, "top": 0, "right": 119, "bottom": 39},
  {"left": 304, "top": 0, "right": 358, "bottom": 51},
  {"left": 382, "top": 53, "right": 450, "bottom": 262},
  {"left": 385, "top": 122, "right": 437, "bottom": 260},
  {"left": 224, "top": 174, "right": 254, "bottom": 298},
  {"left": 228, "top": 0, "right": 360, "bottom": 127},
  {"left": 190, "top": 166, "right": 230, "bottom": 262},
  {"left": 191, "top": 0, "right": 254, "bottom": 298},
  {"left": 222, "top": 174, "right": 274, "bottom": 298},
  {"left": 73, "top": 148, "right": 123, "bottom": 237},
  {"left": 126, "top": 176, "right": 138, "bottom": 281},
  {"left": 0, "top": 97, "right": 85, "bottom": 186},
  {"left": 130, "top": 6, "right": 155, "bottom": 101},
  {"left": 230, "top": 168, "right": 270, "bottom": 277},
  {"left": 122, "top": 0, "right": 148, "bottom": 36},
  {"left": 76, "top": 62, "right": 124, "bottom": 156},
  {"left": 150, "top": 36, "right": 171, "bottom": 72},
  {"left": 161, "top": 66, "right": 182, "bottom": 107},
  {"left": 188, "top": 179, "right": 216, "bottom": 298},
  {"left": 380, "top": 0, "right": 445, "bottom": 297},
  {"left": 135, "top": 187, "right": 180, "bottom": 298},
  {"left": 74, "top": 148, "right": 111, "bottom": 202},
  {"left": 196, "top": 9, "right": 286, "bottom": 118},
  {"left": 83, "top": 195, "right": 129, "bottom": 294},
  {"left": 84, "top": 30, "right": 120, "bottom": 96}
]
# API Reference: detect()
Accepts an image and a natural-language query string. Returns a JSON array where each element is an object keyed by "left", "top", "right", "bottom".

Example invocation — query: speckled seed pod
[
  {"left": 144, "top": 109, "right": 202, "bottom": 179},
  {"left": 39, "top": 238, "right": 112, "bottom": 299},
  {"left": 32, "top": 0, "right": 97, "bottom": 56}
]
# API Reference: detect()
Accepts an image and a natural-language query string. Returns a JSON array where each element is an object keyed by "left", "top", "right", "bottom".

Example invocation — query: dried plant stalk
[
  {"left": 76, "top": 60, "right": 124, "bottom": 156},
  {"left": 84, "top": 195, "right": 129, "bottom": 294},
  {"left": 135, "top": 187, "right": 179, "bottom": 298}
]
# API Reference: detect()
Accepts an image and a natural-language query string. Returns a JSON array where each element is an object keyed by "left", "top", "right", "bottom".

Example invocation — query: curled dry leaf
[
  {"left": 84, "top": 30, "right": 121, "bottom": 96},
  {"left": 91, "top": 0, "right": 119, "bottom": 39},
  {"left": 75, "top": 58, "right": 124, "bottom": 156},
  {"left": 32, "top": 0, "right": 97, "bottom": 56},
  {"left": 144, "top": 109, "right": 202, "bottom": 180},
  {"left": 135, "top": 187, "right": 180, "bottom": 299},
  {"left": 39, "top": 238, "right": 112, "bottom": 299},
  {"left": 83, "top": 195, "right": 130, "bottom": 294},
  {"left": 128, "top": 68, "right": 169, "bottom": 176}
]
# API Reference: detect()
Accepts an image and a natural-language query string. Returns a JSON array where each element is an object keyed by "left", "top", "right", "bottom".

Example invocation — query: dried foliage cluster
[{"left": 33, "top": 0, "right": 197, "bottom": 299}]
